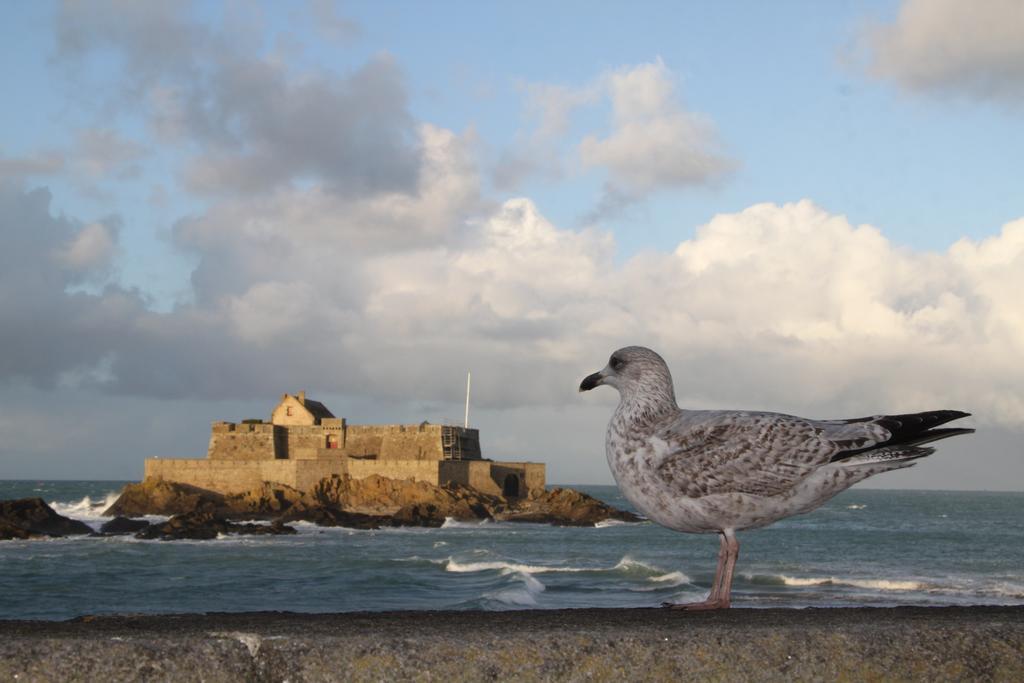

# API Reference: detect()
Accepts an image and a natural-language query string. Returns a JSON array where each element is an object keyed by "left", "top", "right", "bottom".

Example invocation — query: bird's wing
[{"left": 650, "top": 411, "right": 850, "bottom": 498}]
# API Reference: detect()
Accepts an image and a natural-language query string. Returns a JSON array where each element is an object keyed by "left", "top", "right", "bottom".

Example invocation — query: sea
[{"left": 1, "top": 481, "right": 1023, "bottom": 620}]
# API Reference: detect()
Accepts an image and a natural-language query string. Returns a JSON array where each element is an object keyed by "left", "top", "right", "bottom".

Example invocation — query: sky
[{"left": 1, "top": 0, "right": 1023, "bottom": 489}]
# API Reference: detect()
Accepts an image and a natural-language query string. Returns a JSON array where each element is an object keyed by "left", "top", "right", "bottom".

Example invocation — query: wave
[
  {"left": 749, "top": 574, "right": 923, "bottom": 591},
  {"left": 648, "top": 571, "right": 690, "bottom": 586},
  {"left": 979, "top": 581, "right": 1024, "bottom": 599},
  {"left": 483, "top": 571, "right": 547, "bottom": 607},
  {"left": 48, "top": 492, "right": 121, "bottom": 521},
  {"left": 612, "top": 556, "right": 663, "bottom": 575},
  {"left": 594, "top": 519, "right": 634, "bottom": 528},
  {"left": 440, "top": 517, "right": 492, "bottom": 529},
  {"left": 445, "top": 554, "right": 685, "bottom": 581},
  {"left": 446, "top": 558, "right": 591, "bottom": 575},
  {"left": 845, "top": 504, "right": 867, "bottom": 510}
]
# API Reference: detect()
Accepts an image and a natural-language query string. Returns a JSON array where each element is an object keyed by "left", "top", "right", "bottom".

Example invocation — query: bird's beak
[{"left": 579, "top": 370, "right": 606, "bottom": 392}]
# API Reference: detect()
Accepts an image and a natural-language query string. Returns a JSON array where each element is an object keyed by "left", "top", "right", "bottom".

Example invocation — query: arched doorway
[{"left": 502, "top": 474, "right": 520, "bottom": 498}]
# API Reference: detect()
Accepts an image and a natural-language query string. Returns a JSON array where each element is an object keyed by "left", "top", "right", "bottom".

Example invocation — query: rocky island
[{"left": 1, "top": 391, "right": 639, "bottom": 540}]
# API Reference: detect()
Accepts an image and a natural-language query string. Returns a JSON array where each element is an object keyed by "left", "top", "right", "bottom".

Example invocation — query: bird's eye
[{"left": 610, "top": 356, "right": 624, "bottom": 370}]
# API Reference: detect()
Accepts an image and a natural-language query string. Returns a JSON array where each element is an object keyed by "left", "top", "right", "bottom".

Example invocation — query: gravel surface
[{"left": 2, "top": 606, "right": 1023, "bottom": 681}]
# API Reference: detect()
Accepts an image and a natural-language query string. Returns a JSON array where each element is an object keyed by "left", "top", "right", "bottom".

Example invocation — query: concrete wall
[{"left": 206, "top": 422, "right": 279, "bottom": 461}]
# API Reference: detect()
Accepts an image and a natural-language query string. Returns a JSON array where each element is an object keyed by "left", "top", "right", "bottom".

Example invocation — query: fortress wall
[
  {"left": 292, "top": 459, "right": 348, "bottom": 491},
  {"left": 488, "top": 462, "right": 546, "bottom": 498},
  {"left": 341, "top": 424, "right": 444, "bottom": 461},
  {"left": 285, "top": 426, "right": 329, "bottom": 460},
  {"left": 341, "top": 426, "right": 385, "bottom": 458},
  {"left": 379, "top": 426, "right": 444, "bottom": 461},
  {"left": 507, "top": 462, "right": 546, "bottom": 496},
  {"left": 206, "top": 423, "right": 278, "bottom": 461},
  {"left": 454, "top": 429, "right": 483, "bottom": 460},
  {"left": 438, "top": 460, "right": 502, "bottom": 496},
  {"left": 144, "top": 459, "right": 296, "bottom": 493},
  {"left": 346, "top": 459, "right": 440, "bottom": 485}
]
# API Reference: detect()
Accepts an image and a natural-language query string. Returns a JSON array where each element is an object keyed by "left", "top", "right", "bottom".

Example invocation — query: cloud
[
  {"left": 860, "top": 0, "right": 1024, "bottom": 103},
  {"left": 73, "top": 129, "right": 145, "bottom": 181},
  {"left": 6, "top": 4, "right": 1021, "bottom": 489},
  {"left": 0, "top": 185, "right": 144, "bottom": 389},
  {"left": 55, "top": 1, "right": 421, "bottom": 197},
  {"left": 493, "top": 81, "right": 601, "bottom": 190},
  {"left": 55, "top": 220, "right": 118, "bottom": 274},
  {"left": 308, "top": 0, "right": 361, "bottom": 44},
  {"left": 44, "top": 188, "right": 1024, "bottom": 429},
  {"left": 0, "top": 152, "right": 64, "bottom": 183},
  {"left": 499, "top": 60, "right": 734, "bottom": 213},
  {"left": 172, "top": 123, "right": 480, "bottom": 305},
  {"left": 580, "top": 60, "right": 734, "bottom": 201}
]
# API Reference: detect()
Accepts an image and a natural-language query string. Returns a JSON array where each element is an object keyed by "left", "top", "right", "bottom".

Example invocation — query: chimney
[{"left": 298, "top": 390, "right": 306, "bottom": 405}]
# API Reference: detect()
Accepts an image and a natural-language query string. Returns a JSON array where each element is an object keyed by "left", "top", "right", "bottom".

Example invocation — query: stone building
[{"left": 145, "top": 392, "right": 545, "bottom": 498}]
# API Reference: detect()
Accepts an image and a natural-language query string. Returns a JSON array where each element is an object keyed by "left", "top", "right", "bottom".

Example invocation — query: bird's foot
[{"left": 661, "top": 599, "right": 730, "bottom": 611}]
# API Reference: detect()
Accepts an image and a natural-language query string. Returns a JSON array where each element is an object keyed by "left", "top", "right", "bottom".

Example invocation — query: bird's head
[{"left": 578, "top": 346, "right": 676, "bottom": 402}]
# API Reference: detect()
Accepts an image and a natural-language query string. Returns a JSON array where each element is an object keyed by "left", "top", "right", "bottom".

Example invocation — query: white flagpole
[{"left": 464, "top": 372, "right": 472, "bottom": 428}]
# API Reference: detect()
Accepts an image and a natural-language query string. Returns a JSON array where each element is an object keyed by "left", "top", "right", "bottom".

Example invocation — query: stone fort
[{"left": 145, "top": 392, "right": 545, "bottom": 498}]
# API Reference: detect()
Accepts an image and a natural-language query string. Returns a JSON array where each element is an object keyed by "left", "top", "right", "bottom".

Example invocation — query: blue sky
[{"left": 1, "top": 1, "right": 1023, "bottom": 488}]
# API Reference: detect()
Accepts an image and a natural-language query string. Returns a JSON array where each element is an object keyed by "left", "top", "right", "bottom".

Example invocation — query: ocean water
[{"left": 1, "top": 480, "right": 1022, "bottom": 620}]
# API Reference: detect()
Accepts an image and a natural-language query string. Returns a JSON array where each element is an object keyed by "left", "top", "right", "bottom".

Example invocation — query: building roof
[{"left": 301, "top": 398, "right": 335, "bottom": 421}]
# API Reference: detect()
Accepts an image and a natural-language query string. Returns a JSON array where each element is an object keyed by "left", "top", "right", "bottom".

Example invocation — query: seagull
[{"left": 579, "top": 346, "right": 974, "bottom": 610}]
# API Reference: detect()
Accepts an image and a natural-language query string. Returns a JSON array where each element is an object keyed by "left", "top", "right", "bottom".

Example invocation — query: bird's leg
[
  {"left": 663, "top": 531, "right": 737, "bottom": 610},
  {"left": 715, "top": 530, "right": 740, "bottom": 607}
]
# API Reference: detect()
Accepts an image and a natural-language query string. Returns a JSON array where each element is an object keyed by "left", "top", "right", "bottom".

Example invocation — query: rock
[
  {"left": 105, "top": 480, "right": 227, "bottom": 517},
  {"left": 231, "top": 519, "right": 298, "bottom": 536},
  {"left": 0, "top": 520, "right": 34, "bottom": 540},
  {"left": 99, "top": 517, "right": 151, "bottom": 535},
  {"left": 134, "top": 511, "right": 297, "bottom": 541},
  {"left": 309, "top": 474, "right": 504, "bottom": 517},
  {"left": 501, "top": 488, "right": 642, "bottom": 526},
  {"left": 231, "top": 482, "right": 305, "bottom": 515},
  {"left": 389, "top": 503, "right": 447, "bottom": 527},
  {"left": 103, "top": 475, "right": 637, "bottom": 530},
  {"left": 390, "top": 499, "right": 493, "bottom": 527},
  {"left": 280, "top": 506, "right": 389, "bottom": 530},
  {"left": 0, "top": 498, "right": 94, "bottom": 538}
]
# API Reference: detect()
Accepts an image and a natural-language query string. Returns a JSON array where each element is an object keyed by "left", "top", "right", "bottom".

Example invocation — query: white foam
[
  {"left": 779, "top": 575, "right": 922, "bottom": 591},
  {"left": 484, "top": 571, "right": 547, "bottom": 606},
  {"left": 446, "top": 555, "right": 677, "bottom": 578},
  {"left": 649, "top": 571, "right": 690, "bottom": 586},
  {"left": 845, "top": 504, "right": 867, "bottom": 510},
  {"left": 630, "top": 571, "right": 692, "bottom": 591},
  {"left": 446, "top": 558, "right": 590, "bottom": 574},
  {"left": 440, "top": 517, "right": 492, "bottom": 528},
  {"left": 594, "top": 519, "right": 633, "bottom": 528},
  {"left": 613, "top": 556, "right": 660, "bottom": 573},
  {"left": 48, "top": 492, "right": 121, "bottom": 521}
]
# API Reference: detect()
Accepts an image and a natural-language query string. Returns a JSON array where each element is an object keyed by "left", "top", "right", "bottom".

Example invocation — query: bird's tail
[{"left": 830, "top": 410, "right": 974, "bottom": 465}]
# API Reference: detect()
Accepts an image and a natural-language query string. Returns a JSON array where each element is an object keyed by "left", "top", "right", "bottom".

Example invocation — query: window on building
[{"left": 286, "top": 406, "right": 293, "bottom": 416}]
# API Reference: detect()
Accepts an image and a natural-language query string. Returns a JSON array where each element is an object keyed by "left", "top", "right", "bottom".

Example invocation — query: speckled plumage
[{"left": 579, "top": 346, "right": 974, "bottom": 609}]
